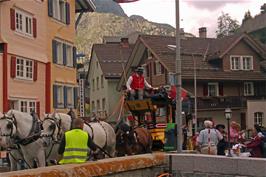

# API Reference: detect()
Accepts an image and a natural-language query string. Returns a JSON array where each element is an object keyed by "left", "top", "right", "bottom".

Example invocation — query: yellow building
[{"left": 46, "top": 0, "right": 95, "bottom": 113}]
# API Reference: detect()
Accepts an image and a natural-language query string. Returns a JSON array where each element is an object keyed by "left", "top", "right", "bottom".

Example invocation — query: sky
[{"left": 120, "top": 0, "right": 266, "bottom": 37}]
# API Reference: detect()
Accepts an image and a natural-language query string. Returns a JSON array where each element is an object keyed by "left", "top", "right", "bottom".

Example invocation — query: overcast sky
[{"left": 120, "top": 0, "right": 266, "bottom": 37}]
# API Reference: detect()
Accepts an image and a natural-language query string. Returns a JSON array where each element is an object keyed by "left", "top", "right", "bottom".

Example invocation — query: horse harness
[
  {"left": 0, "top": 113, "right": 41, "bottom": 146},
  {"left": 41, "top": 115, "right": 62, "bottom": 142}
]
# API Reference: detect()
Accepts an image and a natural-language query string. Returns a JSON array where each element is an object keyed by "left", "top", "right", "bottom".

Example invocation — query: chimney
[
  {"left": 121, "top": 38, "right": 129, "bottom": 48},
  {"left": 199, "top": 27, "right": 207, "bottom": 38}
]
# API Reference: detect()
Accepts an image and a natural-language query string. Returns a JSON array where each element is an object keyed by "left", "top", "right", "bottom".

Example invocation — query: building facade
[
  {"left": 88, "top": 39, "right": 134, "bottom": 122},
  {"left": 0, "top": 0, "right": 48, "bottom": 116},
  {"left": 0, "top": 0, "right": 95, "bottom": 117},
  {"left": 117, "top": 32, "right": 266, "bottom": 130}
]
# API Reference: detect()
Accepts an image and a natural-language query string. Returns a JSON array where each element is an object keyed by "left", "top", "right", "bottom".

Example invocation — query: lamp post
[{"left": 225, "top": 108, "right": 232, "bottom": 157}]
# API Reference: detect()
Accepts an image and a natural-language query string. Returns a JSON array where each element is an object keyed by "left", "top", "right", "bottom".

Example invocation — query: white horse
[
  {"left": 0, "top": 110, "right": 45, "bottom": 171},
  {"left": 41, "top": 113, "right": 116, "bottom": 160}
]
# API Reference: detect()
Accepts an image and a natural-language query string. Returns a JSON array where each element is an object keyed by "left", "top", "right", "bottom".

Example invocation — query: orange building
[{"left": 0, "top": 0, "right": 95, "bottom": 117}]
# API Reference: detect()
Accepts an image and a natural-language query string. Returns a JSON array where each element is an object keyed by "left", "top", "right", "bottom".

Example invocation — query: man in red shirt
[{"left": 126, "top": 67, "right": 152, "bottom": 100}]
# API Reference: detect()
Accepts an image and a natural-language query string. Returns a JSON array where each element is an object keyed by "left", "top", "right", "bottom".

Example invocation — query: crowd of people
[{"left": 194, "top": 120, "right": 266, "bottom": 158}]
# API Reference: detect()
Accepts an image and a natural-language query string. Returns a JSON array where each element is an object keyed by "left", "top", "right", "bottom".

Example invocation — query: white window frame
[
  {"left": 254, "top": 112, "right": 264, "bottom": 126},
  {"left": 244, "top": 82, "right": 254, "bottom": 96},
  {"left": 230, "top": 55, "right": 253, "bottom": 71},
  {"left": 208, "top": 82, "right": 219, "bottom": 96},
  {"left": 57, "top": 85, "right": 64, "bottom": 108},
  {"left": 242, "top": 56, "right": 253, "bottom": 70},
  {"left": 10, "top": 99, "right": 36, "bottom": 113},
  {"left": 16, "top": 57, "right": 34, "bottom": 80},
  {"left": 230, "top": 56, "right": 241, "bottom": 70},
  {"left": 66, "top": 87, "right": 74, "bottom": 108},
  {"left": 15, "top": 9, "right": 33, "bottom": 37}
]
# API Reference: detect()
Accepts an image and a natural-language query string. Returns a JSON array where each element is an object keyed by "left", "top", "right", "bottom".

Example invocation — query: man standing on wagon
[{"left": 126, "top": 66, "right": 153, "bottom": 100}]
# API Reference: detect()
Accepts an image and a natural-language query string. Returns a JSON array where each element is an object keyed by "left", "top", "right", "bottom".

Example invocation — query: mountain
[
  {"left": 76, "top": 12, "right": 175, "bottom": 57},
  {"left": 92, "top": 0, "right": 127, "bottom": 17}
]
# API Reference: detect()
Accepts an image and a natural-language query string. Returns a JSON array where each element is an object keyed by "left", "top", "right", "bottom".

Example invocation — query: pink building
[{"left": 0, "top": 0, "right": 47, "bottom": 116}]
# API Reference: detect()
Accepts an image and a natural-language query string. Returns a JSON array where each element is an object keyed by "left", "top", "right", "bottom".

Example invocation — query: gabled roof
[
  {"left": 117, "top": 34, "right": 266, "bottom": 90},
  {"left": 88, "top": 43, "right": 134, "bottom": 80},
  {"left": 75, "top": 0, "right": 96, "bottom": 13}
]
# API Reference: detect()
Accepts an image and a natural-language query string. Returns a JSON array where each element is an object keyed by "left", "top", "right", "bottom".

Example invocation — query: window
[
  {"left": 230, "top": 56, "right": 253, "bottom": 71},
  {"left": 92, "top": 79, "right": 95, "bottom": 91},
  {"left": 96, "top": 77, "right": 99, "bottom": 90},
  {"left": 243, "top": 56, "right": 253, "bottom": 70},
  {"left": 91, "top": 101, "right": 95, "bottom": 112},
  {"left": 254, "top": 112, "right": 264, "bottom": 126},
  {"left": 230, "top": 56, "right": 240, "bottom": 70},
  {"left": 102, "top": 98, "right": 106, "bottom": 111},
  {"left": 146, "top": 64, "right": 150, "bottom": 77},
  {"left": 15, "top": 9, "right": 33, "bottom": 36},
  {"left": 101, "top": 75, "right": 104, "bottom": 88},
  {"left": 66, "top": 45, "right": 73, "bottom": 67},
  {"left": 208, "top": 82, "right": 219, "bottom": 96},
  {"left": 16, "top": 58, "right": 33, "bottom": 80},
  {"left": 155, "top": 61, "right": 162, "bottom": 75},
  {"left": 67, "top": 87, "right": 74, "bottom": 107},
  {"left": 50, "top": 0, "right": 67, "bottom": 23},
  {"left": 11, "top": 99, "right": 36, "bottom": 113},
  {"left": 244, "top": 82, "right": 254, "bottom": 96},
  {"left": 56, "top": 42, "right": 63, "bottom": 65},
  {"left": 57, "top": 85, "right": 64, "bottom": 107},
  {"left": 97, "top": 100, "right": 100, "bottom": 111},
  {"left": 53, "top": 40, "right": 74, "bottom": 66}
]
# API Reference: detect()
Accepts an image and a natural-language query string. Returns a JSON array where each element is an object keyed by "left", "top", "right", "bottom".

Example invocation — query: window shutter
[
  {"left": 219, "top": 82, "right": 224, "bottom": 96},
  {"left": 10, "top": 8, "right": 15, "bottom": 30},
  {"left": 65, "top": 2, "right": 70, "bottom": 25},
  {"left": 73, "top": 47, "right": 77, "bottom": 68},
  {"left": 33, "top": 18, "right": 37, "bottom": 38},
  {"left": 203, "top": 83, "right": 208, "bottom": 96},
  {"left": 74, "top": 87, "right": 78, "bottom": 109},
  {"left": 53, "top": 85, "right": 58, "bottom": 108},
  {"left": 10, "top": 56, "right": 16, "bottom": 78},
  {"left": 154, "top": 62, "right": 156, "bottom": 75},
  {"left": 33, "top": 61, "right": 38, "bottom": 81},
  {"left": 48, "top": 0, "right": 53, "bottom": 17},
  {"left": 63, "top": 43, "right": 67, "bottom": 66},
  {"left": 36, "top": 101, "right": 40, "bottom": 117},
  {"left": 52, "top": 40, "right": 57, "bottom": 64},
  {"left": 64, "top": 86, "right": 68, "bottom": 108}
]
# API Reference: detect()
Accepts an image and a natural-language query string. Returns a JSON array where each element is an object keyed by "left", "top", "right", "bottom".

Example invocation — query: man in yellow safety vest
[{"left": 58, "top": 118, "right": 96, "bottom": 164}]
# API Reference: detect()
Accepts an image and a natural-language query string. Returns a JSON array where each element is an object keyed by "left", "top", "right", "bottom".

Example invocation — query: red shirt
[{"left": 130, "top": 73, "right": 145, "bottom": 90}]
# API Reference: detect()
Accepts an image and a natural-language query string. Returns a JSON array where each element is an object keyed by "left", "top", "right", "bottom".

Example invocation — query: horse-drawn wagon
[{"left": 124, "top": 86, "right": 192, "bottom": 150}]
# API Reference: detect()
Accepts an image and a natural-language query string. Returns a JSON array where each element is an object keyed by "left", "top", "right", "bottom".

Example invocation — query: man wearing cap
[{"left": 126, "top": 66, "right": 153, "bottom": 100}]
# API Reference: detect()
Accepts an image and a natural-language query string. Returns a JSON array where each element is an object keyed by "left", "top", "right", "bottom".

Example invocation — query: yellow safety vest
[{"left": 59, "top": 129, "right": 89, "bottom": 164}]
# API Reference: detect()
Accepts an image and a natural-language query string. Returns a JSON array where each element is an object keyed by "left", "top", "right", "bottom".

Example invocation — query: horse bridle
[
  {"left": 0, "top": 114, "right": 17, "bottom": 138},
  {"left": 41, "top": 114, "right": 62, "bottom": 142}
]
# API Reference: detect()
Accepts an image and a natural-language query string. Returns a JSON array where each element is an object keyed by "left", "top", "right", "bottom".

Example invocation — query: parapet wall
[
  {"left": 1, "top": 153, "right": 166, "bottom": 177},
  {"left": 170, "top": 153, "right": 266, "bottom": 177}
]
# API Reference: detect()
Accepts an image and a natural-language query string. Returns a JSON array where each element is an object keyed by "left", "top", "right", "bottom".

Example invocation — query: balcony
[{"left": 190, "top": 96, "right": 266, "bottom": 110}]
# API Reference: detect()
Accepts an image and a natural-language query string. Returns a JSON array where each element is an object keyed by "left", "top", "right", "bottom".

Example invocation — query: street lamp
[{"left": 225, "top": 108, "right": 232, "bottom": 157}]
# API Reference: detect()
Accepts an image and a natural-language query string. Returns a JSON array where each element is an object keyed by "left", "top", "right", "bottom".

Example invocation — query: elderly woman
[
  {"left": 245, "top": 125, "right": 264, "bottom": 158},
  {"left": 197, "top": 120, "right": 223, "bottom": 155}
]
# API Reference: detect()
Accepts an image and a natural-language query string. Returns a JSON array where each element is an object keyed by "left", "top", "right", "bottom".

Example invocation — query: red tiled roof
[{"left": 93, "top": 44, "right": 134, "bottom": 79}]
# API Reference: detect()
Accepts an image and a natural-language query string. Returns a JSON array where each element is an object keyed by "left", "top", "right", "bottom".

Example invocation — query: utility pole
[
  {"left": 193, "top": 54, "right": 197, "bottom": 133},
  {"left": 175, "top": 0, "right": 182, "bottom": 153}
]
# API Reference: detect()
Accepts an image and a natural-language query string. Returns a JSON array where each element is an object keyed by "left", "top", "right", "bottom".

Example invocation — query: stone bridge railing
[
  {"left": 169, "top": 153, "right": 266, "bottom": 177},
  {"left": 1, "top": 153, "right": 166, "bottom": 177}
]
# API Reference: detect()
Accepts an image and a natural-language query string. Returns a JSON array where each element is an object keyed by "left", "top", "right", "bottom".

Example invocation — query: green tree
[{"left": 216, "top": 12, "right": 240, "bottom": 38}]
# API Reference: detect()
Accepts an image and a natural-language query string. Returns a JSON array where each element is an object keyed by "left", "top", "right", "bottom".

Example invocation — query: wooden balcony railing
[{"left": 189, "top": 96, "right": 266, "bottom": 110}]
